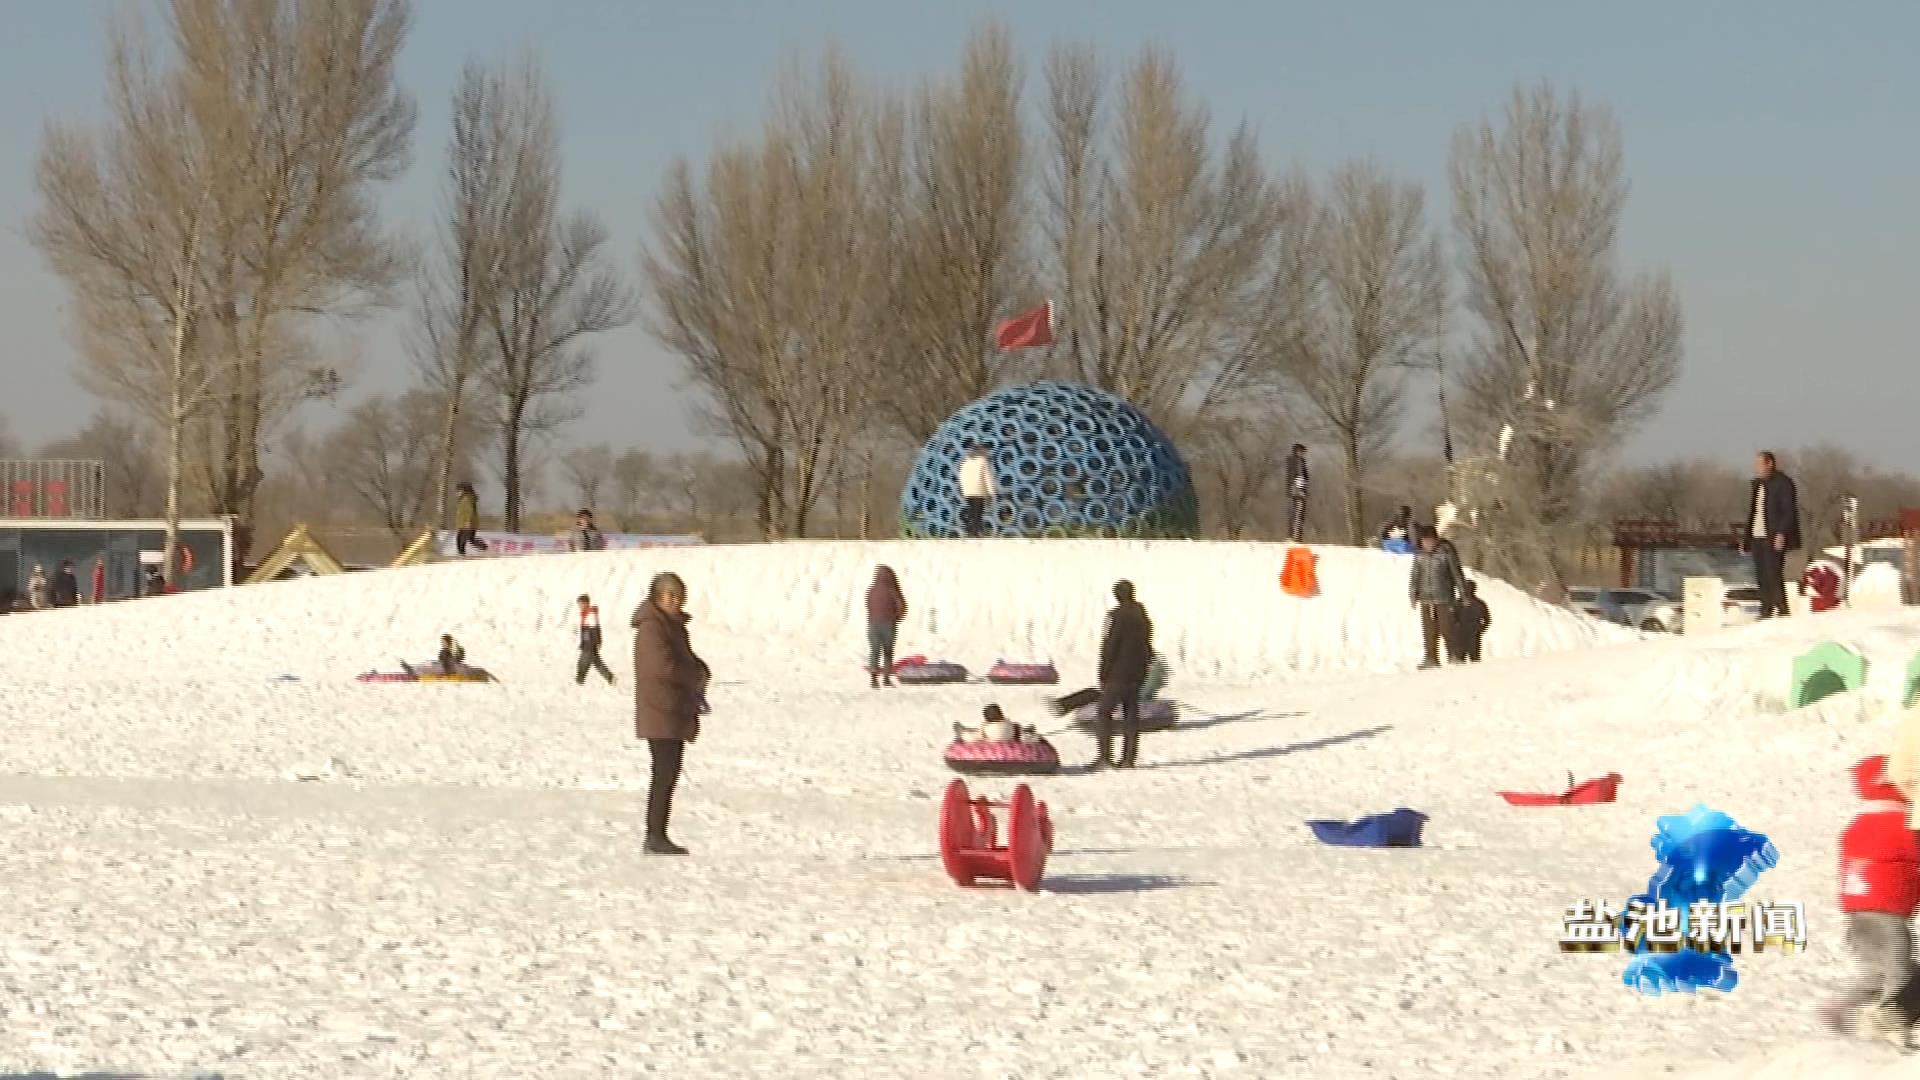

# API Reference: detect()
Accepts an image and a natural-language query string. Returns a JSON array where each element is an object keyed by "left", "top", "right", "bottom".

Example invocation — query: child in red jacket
[{"left": 1821, "top": 755, "right": 1920, "bottom": 1043}]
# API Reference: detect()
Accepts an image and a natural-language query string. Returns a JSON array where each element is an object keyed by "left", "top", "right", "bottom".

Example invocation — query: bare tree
[
  {"left": 413, "top": 56, "right": 536, "bottom": 530},
  {"left": 1277, "top": 162, "right": 1443, "bottom": 544},
  {"left": 642, "top": 51, "right": 901, "bottom": 538},
  {"left": 1449, "top": 82, "right": 1683, "bottom": 589},
  {"left": 561, "top": 443, "right": 614, "bottom": 513},
  {"left": 1039, "top": 44, "right": 1297, "bottom": 431},
  {"left": 319, "top": 388, "right": 476, "bottom": 535},
  {"left": 609, "top": 447, "right": 662, "bottom": 531},
  {"left": 459, "top": 56, "right": 634, "bottom": 531},
  {"left": 879, "top": 23, "right": 1030, "bottom": 440},
  {"left": 33, "top": 0, "right": 413, "bottom": 551},
  {"left": 40, "top": 410, "right": 164, "bottom": 517},
  {"left": 0, "top": 417, "right": 20, "bottom": 459},
  {"left": 1188, "top": 397, "right": 1296, "bottom": 539}
]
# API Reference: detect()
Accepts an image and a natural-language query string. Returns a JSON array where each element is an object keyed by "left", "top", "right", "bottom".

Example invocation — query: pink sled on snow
[{"left": 1497, "top": 772, "right": 1622, "bottom": 806}]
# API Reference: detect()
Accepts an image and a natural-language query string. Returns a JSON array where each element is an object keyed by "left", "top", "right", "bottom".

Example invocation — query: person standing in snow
[
  {"left": 1451, "top": 580, "right": 1490, "bottom": 663},
  {"left": 1819, "top": 755, "right": 1920, "bottom": 1045},
  {"left": 1742, "top": 451, "right": 1800, "bottom": 619},
  {"left": 1092, "top": 579, "right": 1154, "bottom": 770},
  {"left": 49, "top": 560, "right": 80, "bottom": 608},
  {"left": 1882, "top": 704, "right": 1920, "bottom": 1038},
  {"left": 26, "top": 564, "right": 49, "bottom": 610},
  {"left": 453, "top": 482, "right": 489, "bottom": 556},
  {"left": 574, "top": 593, "right": 615, "bottom": 685},
  {"left": 865, "top": 565, "right": 906, "bottom": 688},
  {"left": 632, "top": 571, "right": 709, "bottom": 856},
  {"left": 90, "top": 558, "right": 105, "bottom": 604},
  {"left": 1284, "top": 443, "right": 1309, "bottom": 542},
  {"left": 956, "top": 444, "right": 996, "bottom": 538},
  {"left": 1408, "top": 526, "right": 1463, "bottom": 669},
  {"left": 567, "top": 509, "right": 605, "bottom": 552}
]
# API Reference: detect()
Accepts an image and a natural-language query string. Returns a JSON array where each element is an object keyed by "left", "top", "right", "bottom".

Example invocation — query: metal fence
[{"left": 0, "top": 459, "right": 107, "bottom": 519}]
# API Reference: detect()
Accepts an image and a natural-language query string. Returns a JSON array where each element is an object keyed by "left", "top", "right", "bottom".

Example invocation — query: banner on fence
[{"left": 433, "top": 530, "right": 705, "bottom": 557}]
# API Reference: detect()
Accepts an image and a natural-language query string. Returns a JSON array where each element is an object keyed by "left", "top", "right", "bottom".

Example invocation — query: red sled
[
  {"left": 937, "top": 778, "right": 1053, "bottom": 891},
  {"left": 1498, "top": 772, "right": 1622, "bottom": 806}
]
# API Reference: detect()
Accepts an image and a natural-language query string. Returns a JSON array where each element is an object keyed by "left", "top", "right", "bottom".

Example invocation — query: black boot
[
  {"left": 644, "top": 835, "right": 689, "bottom": 856},
  {"left": 870, "top": 671, "right": 880, "bottom": 688}
]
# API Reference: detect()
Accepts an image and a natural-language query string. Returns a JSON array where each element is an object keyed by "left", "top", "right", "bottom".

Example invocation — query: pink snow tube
[
  {"left": 1071, "top": 699, "right": 1179, "bottom": 732},
  {"left": 986, "top": 662, "right": 1059, "bottom": 685},
  {"left": 895, "top": 658, "right": 969, "bottom": 685},
  {"left": 943, "top": 738, "right": 1061, "bottom": 776},
  {"left": 356, "top": 671, "right": 417, "bottom": 683}
]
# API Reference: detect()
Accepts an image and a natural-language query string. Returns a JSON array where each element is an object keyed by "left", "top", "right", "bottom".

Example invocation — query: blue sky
[{"left": 3, "top": 0, "right": 1917, "bottom": 470}]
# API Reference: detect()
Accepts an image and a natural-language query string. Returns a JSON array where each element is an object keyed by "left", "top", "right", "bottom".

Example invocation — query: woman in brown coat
[{"left": 632, "top": 571, "right": 709, "bottom": 855}]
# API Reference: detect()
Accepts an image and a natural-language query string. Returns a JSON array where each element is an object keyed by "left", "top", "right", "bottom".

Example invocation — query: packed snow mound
[{"left": 0, "top": 540, "right": 1631, "bottom": 685}]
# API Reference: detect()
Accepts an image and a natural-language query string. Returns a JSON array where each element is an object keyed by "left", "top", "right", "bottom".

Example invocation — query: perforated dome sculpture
[{"left": 900, "top": 381, "right": 1199, "bottom": 538}]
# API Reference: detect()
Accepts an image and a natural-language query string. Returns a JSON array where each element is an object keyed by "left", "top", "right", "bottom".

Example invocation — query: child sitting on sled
[
  {"left": 437, "top": 634, "right": 467, "bottom": 676},
  {"left": 1821, "top": 754, "right": 1920, "bottom": 1046}
]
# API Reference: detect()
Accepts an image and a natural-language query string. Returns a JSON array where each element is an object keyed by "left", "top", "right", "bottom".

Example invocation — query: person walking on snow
[
  {"left": 865, "top": 565, "right": 907, "bottom": 688},
  {"left": 575, "top": 593, "right": 615, "bottom": 685},
  {"left": 632, "top": 572, "right": 709, "bottom": 856},
  {"left": 1881, "top": 703, "right": 1920, "bottom": 1037},
  {"left": 567, "top": 509, "right": 604, "bottom": 552},
  {"left": 1092, "top": 579, "right": 1154, "bottom": 769},
  {"left": 956, "top": 444, "right": 996, "bottom": 537},
  {"left": 453, "top": 482, "right": 489, "bottom": 556},
  {"left": 26, "top": 564, "right": 49, "bottom": 610},
  {"left": 90, "top": 558, "right": 105, "bottom": 604},
  {"left": 1819, "top": 755, "right": 1920, "bottom": 1046},
  {"left": 50, "top": 561, "right": 79, "bottom": 608},
  {"left": 1285, "top": 442, "right": 1309, "bottom": 542},
  {"left": 1409, "top": 525, "right": 1463, "bottom": 669},
  {"left": 1742, "top": 451, "right": 1800, "bottom": 619}
]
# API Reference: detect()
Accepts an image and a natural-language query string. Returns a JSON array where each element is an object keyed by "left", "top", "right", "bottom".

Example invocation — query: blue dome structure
[{"left": 900, "top": 381, "right": 1199, "bottom": 539}]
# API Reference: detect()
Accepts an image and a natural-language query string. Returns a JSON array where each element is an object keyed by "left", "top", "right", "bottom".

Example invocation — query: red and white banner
[{"left": 434, "top": 530, "right": 704, "bottom": 557}]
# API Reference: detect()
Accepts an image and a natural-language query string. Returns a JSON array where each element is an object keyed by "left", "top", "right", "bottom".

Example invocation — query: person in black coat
[
  {"left": 1093, "top": 579, "right": 1154, "bottom": 769},
  {"left": 1284, "top": 443, "right": 1309, "bottom": 542},
  {"left": 1450, "top": 580, "right": 1490, "bottom": 663},
  {"left": 1741, "top": 451, "right": 1801, "bottom": 619},
  {"left": 49, "top": 561, "right": 80, "bottom": 608}
]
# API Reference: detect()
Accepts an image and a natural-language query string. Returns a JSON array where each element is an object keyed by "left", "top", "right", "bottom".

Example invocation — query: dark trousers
[
  {"left": 1095, "top": 681, "right": 1143, "bottom": 768},
  {"left": 1892, "top": 969, "right": 1920, "bottom": 1025},
  {"left": 961, "top": 497, "right": 987, "bottom": 537},
  {"left": 867, "top": 621, "right": 897, "bottom": 678},
  {"left": 1419, "top": 603, "right": 1457, "bottom": 666},
  {"left": 576, "top": 645, "right": 614, "bottom": 684},
  {"left": 1752, "top": 546, "right": 1789, "bottom": 618},
  {"left": 1451, "top": 630, "right": 1483, "bottom": 663},
  {"left": 1288, "top": 497, "right": 1306, "bottom": 542},
  {"left": 455, "top": 528, "right": 488, "bottom": 555},
  {"left": 646, "top": 738, "right": 685, "bottom": 841}
]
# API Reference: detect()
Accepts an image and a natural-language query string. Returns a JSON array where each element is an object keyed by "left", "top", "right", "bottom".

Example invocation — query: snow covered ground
[{"left": 0, "top": 540, "right": 1914, "bottom": 1078}]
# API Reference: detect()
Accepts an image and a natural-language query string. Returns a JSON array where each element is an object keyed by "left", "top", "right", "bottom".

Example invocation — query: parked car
[
  {"left": 1567, "top": 587, "right": 1631, "bottom": 626},
  {"left": 1611, "top": 588, "right": 1682, "bottom": 633},
  {"left": 1720, "top": 585, "right": 1763, "bottom": 626}
]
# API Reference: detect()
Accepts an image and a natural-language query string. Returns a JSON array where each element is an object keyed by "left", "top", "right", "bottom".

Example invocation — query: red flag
[{"left": 994, "top": 300, "right": 1055, "bottom": 350}]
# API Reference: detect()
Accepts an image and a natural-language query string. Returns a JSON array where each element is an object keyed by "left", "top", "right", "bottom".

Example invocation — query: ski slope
[{"left": 0, "top": 540, "right": 1913, "bottom": 1078}]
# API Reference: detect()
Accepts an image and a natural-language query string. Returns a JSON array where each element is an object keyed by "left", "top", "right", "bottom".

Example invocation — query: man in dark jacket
[
  {"left": 1742, "top": 451, "right": 1800, "bottom": 619},
  {"left": 1093, "top": 579, "right": 1154, "bottom": 769},
  {"left": 49, "top": 561, "right": 80, "bottom": 608},
  {"left": 575, "top": 593, "right": 614, "bottom": 685},
  {"left": 1408, "top": 526, "right": 1463, "bottom": 669},
  {"left": 1285, "top": 443, "right": 1309, "bottom": 542},
  {"left": 568, "top": 509, "right": 605, "bottom": 552}
]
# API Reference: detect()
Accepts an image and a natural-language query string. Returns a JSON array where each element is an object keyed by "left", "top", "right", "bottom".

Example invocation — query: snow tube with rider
[
  {"left": 944, "top": 735, "right": 1062, "bottom": 776},
  {"left": 1070, "top": 698, "right": 1179, "bottom": 732},
  {"left": 946, "top": 717, "right": 1060, "bottom": 776},
  {"left": 416, "top": 667, "right": 496, "bottom": 684},
  {"left": 894, "top": 655, "right": 969, "bottom": 685},
  {"left": 986, "top": 661, "right": 1059, "bottom": 685},
  {"left": 1306, "top": 808, "right": 1428, "bottom": 848}
]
